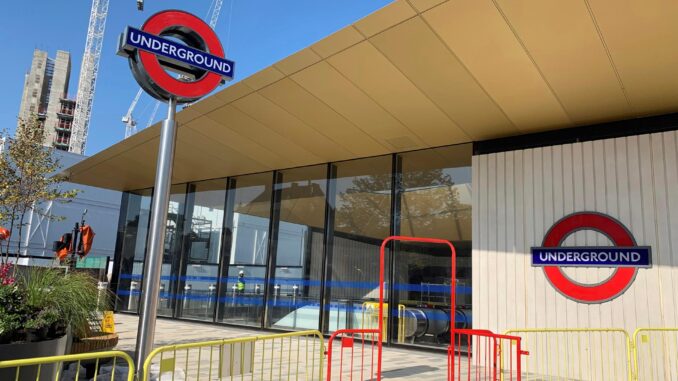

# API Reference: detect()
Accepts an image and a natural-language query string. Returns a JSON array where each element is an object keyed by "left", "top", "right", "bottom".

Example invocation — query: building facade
[
  {"left": 18, "top": 49, "right": 76, "bottom": 151},
  {"left": 113, "top": 143, "right": 472, "bottom": 349},
  {"left": 1, "top": 139, "right": 121, "bottom": 267},
  {"left": 64, "top": 0, "right": 678, "bottom": 355}
]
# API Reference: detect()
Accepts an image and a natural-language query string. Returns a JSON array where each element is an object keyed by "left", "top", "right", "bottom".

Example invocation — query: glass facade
[
  {"left": 324, "top": 156, "right": 392, "bottom": 335},
  {"left": 177, "top": 180, "right": 226, "bottom": 321},
  {"left": 218, "top": 172, "right": 273, "bottom": 327},
  {"left": 267, "top": 165, "right": 327, "bottom": 330},
  {"left": 392, "top": 145, "right": 473, "bottom": 347},
  {"left": 113, "top": 143, "right": 472, "bottom": 349},
  {"left": 115, "top": 189, "right": 152, "bottom": 313}
]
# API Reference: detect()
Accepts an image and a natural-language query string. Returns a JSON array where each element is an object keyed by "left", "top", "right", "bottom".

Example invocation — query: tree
[
  {"left": 334, "top": 168, "right": 469, "bottom": 238},
  {"left": 0, "top": 116, "right": 78, "bottom": 261}
]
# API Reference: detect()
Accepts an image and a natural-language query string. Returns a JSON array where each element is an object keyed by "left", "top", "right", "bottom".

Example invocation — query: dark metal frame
[{"left": 113, "top": 145, "right": 479, "bottom": 348}]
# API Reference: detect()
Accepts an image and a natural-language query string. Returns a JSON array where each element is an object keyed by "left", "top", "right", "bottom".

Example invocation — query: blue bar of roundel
[
  {"left": 531, "top": 247, "right": 651, "bottom": 267},
  {"left": 124, "top": 27, "right": 235, "bottom": 78}
]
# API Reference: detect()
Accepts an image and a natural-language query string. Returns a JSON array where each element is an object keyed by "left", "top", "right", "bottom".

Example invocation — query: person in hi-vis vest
[{"left": 236, "top": 270, "right": 246, "bottom": 295}]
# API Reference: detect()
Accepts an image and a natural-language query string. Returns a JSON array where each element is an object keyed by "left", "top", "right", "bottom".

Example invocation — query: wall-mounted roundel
[
  {"left": 117, "top": 10, "right": 235, "bottom": 103},
  {"left": 531, "top": 212, "right": 651, "bottom": 303}
]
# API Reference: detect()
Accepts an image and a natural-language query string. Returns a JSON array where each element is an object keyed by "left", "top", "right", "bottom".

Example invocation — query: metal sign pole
[{"left": 134, "top": 97, "right": 178, "bottom": 374}]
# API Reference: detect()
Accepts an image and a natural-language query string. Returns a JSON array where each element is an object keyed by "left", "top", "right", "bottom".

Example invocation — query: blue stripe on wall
[{"left": 119, "top": 274, "right": 471, "bottom": 294}]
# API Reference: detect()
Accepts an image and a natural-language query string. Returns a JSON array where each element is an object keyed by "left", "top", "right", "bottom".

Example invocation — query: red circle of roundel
[
  {"left": 542, "top": 212, "right": 637, "bottom": 303},
  {"left": 139, "top": 10, "right": 224, "bottom": 100}
]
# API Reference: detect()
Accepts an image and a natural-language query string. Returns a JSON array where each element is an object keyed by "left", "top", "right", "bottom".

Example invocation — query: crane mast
[{"left": 71, "top": 0, "right": 109, "bottom": 154}]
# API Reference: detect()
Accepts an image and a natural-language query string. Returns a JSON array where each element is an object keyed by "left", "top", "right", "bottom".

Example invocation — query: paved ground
[{"left": 114, "top": 313, "right": 452, "bottom": 380}]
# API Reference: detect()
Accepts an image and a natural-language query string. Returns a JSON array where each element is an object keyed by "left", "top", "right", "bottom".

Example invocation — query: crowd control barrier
[
  {"left": 360, "top": 302, "right": 406, "bottom": 343},
  {"left": 504, "top": 328, "right": 633, "bottom": 381},
  {"left": 142, "top": 330, "right": 324, "bottom": 381},
  {"left": 633, "top": 328, "right": 678, "bottom": 381},
  {"left": 0, "top": 350, "right": 134, "bottom": 381},
  {"left": 326, "top": 329, "right": 380, "bottom": 381},
  {"left": 448, "top": 329, "right": 527, "bottom": 381}
]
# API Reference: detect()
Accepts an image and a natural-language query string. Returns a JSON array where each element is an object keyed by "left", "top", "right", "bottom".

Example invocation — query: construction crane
[
  {"left": 146, "top": 102, "right": 160, "bottom": 129},
  {"left": 208, "top": 0, "right": 224, "bottom": 29},
  {"left": 71, "top": 0, "right": 110, "bottom": 155},
  {"left": 122, "top": 89, "right": 143, "bottom": 138},
  {"left": 122, "top": 0, "right": 225, "bottom": 139}
]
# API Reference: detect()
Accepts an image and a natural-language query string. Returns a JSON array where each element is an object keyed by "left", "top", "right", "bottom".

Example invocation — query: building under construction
[{"left": 17, "top": 49, "right": 77, "bottom": 152}]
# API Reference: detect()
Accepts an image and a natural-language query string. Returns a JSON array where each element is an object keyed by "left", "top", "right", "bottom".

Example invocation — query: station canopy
[{"left": 65, "top": 0, "right": 678, "bottom": 191}]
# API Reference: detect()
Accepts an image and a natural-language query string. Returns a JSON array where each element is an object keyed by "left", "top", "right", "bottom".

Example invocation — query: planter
[
  {"left": 70, "top": 332, "right": 119, "bottom": 354},
  {"left": 0, "top": 333, "right": 69, "bottom": 381}
]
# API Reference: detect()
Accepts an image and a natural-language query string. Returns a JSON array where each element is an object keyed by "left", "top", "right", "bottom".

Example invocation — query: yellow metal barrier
[
  {"left": 633, "top": 328, "right": 678, "bottom": 381},
  {"left": 503, "top": 328, "right": 633, "bottom": 381},
  {"left": 361, "top": 302, "right": 406, "bottom": 343},
  {"left": 142, "top": 330, "right": 324, "bottom": 381},
  {"left": 0, "top": 350, "right": 134, "bottom": 381}
]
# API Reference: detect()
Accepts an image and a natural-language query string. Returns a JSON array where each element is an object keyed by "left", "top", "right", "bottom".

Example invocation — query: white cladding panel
[{"left": 472, "top": 131, "right": 678, "bottom": 333}]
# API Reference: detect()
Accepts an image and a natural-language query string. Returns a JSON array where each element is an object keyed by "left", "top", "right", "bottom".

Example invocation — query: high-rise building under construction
[{"left": 18, "top": 49, "right": 77, "bottom": 152}]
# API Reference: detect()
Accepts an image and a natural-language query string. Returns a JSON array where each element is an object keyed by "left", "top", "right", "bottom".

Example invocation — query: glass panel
[
  {"left": 116, "top": 189, "right": 152, "bottom": 312},
  {"left": 325, "top": 156, "right": 392, "bottom": 334},
  {"left": 218, "top": 172, "right": 273, "bottom": 327},
  {"left": 394, "top": 144, "right": 472, "bottom": 348},
  {"left": 178, "top": 180, "right": 226, "bottom": 321},
  {"left": 267, "top": 165, "right": 326, "bottom": 330},
  {"left": 158, "top": 185, "right": 188, "bottom": 317}
]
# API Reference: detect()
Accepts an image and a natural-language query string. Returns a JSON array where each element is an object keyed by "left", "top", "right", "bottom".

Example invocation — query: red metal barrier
[
  {"left": 327, "top": 236, "right": 457, "bottom": 381},
  {"left": 379, "top": 236, "right": 457, "bottom": 381},
  {"left": 326, "top": 329, "right": 380, "bottom": 381},
  {"left": 449, "top": 329, "right": 528, "bottom": 381}
]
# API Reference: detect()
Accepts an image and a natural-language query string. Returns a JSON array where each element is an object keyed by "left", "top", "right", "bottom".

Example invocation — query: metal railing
[
  {"left": 5, "top": 325, "right": 678, "bottom": 380},
  {"left": 450, "top": 329, "right": 527, "bottom": 381},
  {"left": 503, "top": 328, "right": 633, "bottom": 381},
  {"left": 0, "top": 350, "right": 134, "bottom": 381},
  {"left": 360, "top": 302, "right": 406, "bottom": 343},
  {"left": 142, "top": 330, "right": 325, "bottom": 381},
  {"left": 326, "top": 328, "right": 380, "bottom": 381},
  {"left": 633, "top": 328, "right": 678, "bottom": 381}
]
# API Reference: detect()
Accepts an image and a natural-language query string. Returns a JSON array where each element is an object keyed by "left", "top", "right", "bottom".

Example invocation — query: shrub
[{"left": 0, "top": 265, "right": 108, "bottom": 344}]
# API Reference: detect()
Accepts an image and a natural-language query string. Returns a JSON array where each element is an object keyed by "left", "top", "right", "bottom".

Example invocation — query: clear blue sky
[{"left": 0, "top": 0, "right": 392, "bottom": 155}]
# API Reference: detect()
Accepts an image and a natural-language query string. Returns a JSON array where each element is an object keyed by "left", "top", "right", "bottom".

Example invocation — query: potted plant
[{"left": 0, "top": 264, "right": 107, "bottom": 381}]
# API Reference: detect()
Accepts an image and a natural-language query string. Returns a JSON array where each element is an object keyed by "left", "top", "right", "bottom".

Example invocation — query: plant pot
[
  {"left": 0, "top": 333, "right": 69, "bottom": 381},
  {"left": 25, "top": 327, "right": 49, "bottom": 343}
]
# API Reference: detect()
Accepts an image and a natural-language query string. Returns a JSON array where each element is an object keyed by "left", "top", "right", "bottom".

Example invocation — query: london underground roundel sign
[
  {"left": 117, "top": 10, "right": 235, "bottom": 103},
  {"left": 531, "top": 212, "right": 651, "bottom": 303}
]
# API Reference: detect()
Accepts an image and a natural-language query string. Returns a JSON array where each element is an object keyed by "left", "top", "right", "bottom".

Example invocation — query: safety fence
[
  {"left": 326, "top": 328, "right": 380, "bottom": 381},
  {"left": 503, "top": 328, "right": 633, "bottom": 381},
  {"left": 449, "top": 329, "right": 527, "bottom": 381},
  {"left": 4, "top": 327, "right": 678, "bottom": 380},
  {"left": 360, "top": 302, "right": 406, "bottom": 343},
  {"left": 633, "top": 328, "right": 678, "bottom": 381},
  {"left": 0, "top": 350, "right": 134, "bottom": 381},
  {"left": 142, "top": 329, "right": 324, "bottom": 381}
]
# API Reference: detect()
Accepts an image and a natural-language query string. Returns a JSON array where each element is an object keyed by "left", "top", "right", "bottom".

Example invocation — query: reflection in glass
[
  {"left": 114, "top": 142, "right": 473, "bottom": 348},
  {"left": 178, "top": 180, "right": 226, "bottom": 321},
  {"left": 267, "top": 165, "right": 326, "bottom": 330},
  {"left": 218, "top": 173, "right": 272, "bottom": 327},
  {"left": 394, "top": 144, "right": 472, "bottom": 348},
  {"left": 116, "top": 189, "right": 152, "bottom": 312},
  {"left": 325, "top": 156, "right": 392, "bottom": 334},
  {"left": 157, "top": 185, "right": 188, "bottom": 317}
]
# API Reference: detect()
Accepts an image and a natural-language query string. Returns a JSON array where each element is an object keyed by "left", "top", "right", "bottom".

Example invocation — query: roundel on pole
[
  {"left": 118, "top": 10, "right": 235, "bottom": 103},
  {"left": 531, "top": 212, "right": 652, "bottom": 303}
]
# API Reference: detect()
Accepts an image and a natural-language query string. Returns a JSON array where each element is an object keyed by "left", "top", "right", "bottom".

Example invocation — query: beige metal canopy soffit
[{"left": 66, "top": 0, "right": 678, "bottom": 191}]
